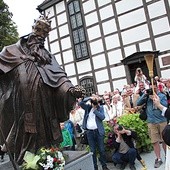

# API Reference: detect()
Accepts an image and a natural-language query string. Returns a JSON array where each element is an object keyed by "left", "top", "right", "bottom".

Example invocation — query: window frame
[{"left": 67, "top": 0, "right": 89, "bottom": 61}]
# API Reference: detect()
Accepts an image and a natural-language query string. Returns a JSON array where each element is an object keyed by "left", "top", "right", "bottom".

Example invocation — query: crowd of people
[{"left": 60, "top": 68, "right": 170, "bottom": 170}]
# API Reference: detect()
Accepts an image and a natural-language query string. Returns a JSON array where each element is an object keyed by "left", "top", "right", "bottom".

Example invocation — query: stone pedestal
[
  {"left": 0, "top": 151, "right": 94, "bottom": 170},
  {"left": 64, "top": 151, "right": 94, "bottom": 170}
]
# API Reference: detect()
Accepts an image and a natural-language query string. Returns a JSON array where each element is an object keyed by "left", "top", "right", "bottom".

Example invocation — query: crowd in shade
[{"left": 60, "top": 68, "right": 170, "bottom": 170}]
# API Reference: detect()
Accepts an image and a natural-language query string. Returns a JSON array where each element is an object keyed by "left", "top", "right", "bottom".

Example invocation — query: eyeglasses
[{"left": 104, "top": 98, "right": 110, "bottom": 100}]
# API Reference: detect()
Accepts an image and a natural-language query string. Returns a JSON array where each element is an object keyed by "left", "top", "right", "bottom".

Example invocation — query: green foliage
[
  {"left": 103, "top": 121, "right": 115, "bottom": 152},
  {"left": 0, "top": 0, "right": 19, "bottom": 51},
  {"left": 117, "top": 113, "right": 153, "bottom": 152}
]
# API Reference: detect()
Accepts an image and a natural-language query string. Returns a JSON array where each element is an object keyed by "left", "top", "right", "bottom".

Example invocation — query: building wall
[{"left": 40, "top": 0, "right": 170, "bottom": 95}]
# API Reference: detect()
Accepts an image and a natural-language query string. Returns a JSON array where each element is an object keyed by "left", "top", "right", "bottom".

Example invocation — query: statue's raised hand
[{"left": 69, "top": 85, "right": 86, "bottom": 98}]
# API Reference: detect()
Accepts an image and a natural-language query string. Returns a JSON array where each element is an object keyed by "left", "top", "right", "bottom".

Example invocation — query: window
[
  {"left": 80, "top": 77, "right": 95, "bottom": 97},
  {"left": 68, "top": 0, "right": 88, "bottom": 60}
]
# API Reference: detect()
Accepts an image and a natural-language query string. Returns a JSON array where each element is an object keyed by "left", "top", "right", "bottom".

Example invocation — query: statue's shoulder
[{"left": 1, "top": 43, "right": 22, "bottom": 58}]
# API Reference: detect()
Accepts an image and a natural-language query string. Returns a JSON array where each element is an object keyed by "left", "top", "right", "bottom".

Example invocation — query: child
[{"left": 60, "top": 122, "right": 73, "bottom": 150}]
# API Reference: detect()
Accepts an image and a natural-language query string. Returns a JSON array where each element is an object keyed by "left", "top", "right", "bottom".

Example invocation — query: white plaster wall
[
  {"left": 111, "top": 65, "right": 126, "bottom": 79},
  {"left": 55, "top": 1, "right": 65, "bottom": 14},
  {"left": 61, "top": 37, "right": 71, "bottom": 50},
  {"left": 105, "top": 34, "right": 120, "bottom": 50},
  {"left": 92, "top": 54, "right": 106, "bottom": 69},
  {"left": 76, "top": 59, "right": 92, "bottom": 74},
  {"left": 55, "top": 54, "right": 62, "bottom": 65},
  {"left": 65, "top": 63, "right": 76, "bottom": 76},
  {"left": 99, "top": 5, "right": 114, "bottom": 20},
  {"left": 63, "top": 50, "right": 74, "bottom": 64},
  {"left": 121, "top": 24, "right": 149, "bottom": 45},
  {"left": 95, "top": 69, "right": 109, "bottom": 82},
  {"left": 50, "top": 41, "right": 60, "bottom": 54},
  {"left": 139, "top": 40, "right": 153, "bottom": 51},
  {"left": 87, "top": 25, "right": 101, "bottom": 41},
  {"left": 108, "top": 49, "right": 123, "bottom": 65},
  {"left": 59, "top": 24, "right": 69, "bottom": 37},
  {"left": 146, "top": 0, "right": 152, "bottom": 2},
  {"left": 97, "top": 83, "right": 111, "bottom": 95},
  {"left": 90, "top": 39, "right": 104, "bottom": 55},
  {"left": 113, "top": 79, "right": 128, "bottom": 92},
  {"left": 124, "top": 45, "right": 137, "bottom": 57},
  {"left": 45, "top": 6, "right": 54, "bottom": 18},
  {"left": 49, "top": 29, "right": 58, "bottom": 42},
  {"left": 97, "top": 0, "right": 111, "bottom": 7},
  {"left": 151, "top": 17, "right": 170, "bottom": 36},
  {"left": 155, "top": 34, "right": 170, "bottom": 52},
  {"left": 102, "top": 19, "right": 117, "bottom": 35},
  {"left": 44, "top": 40, "right": 49, "bottom": 50},
  {"left": 161, "top": 70, "right": 170, "bottom": 78},
  {"left": 116, "top": 0, "right": 142, "bottom": 14},
  {"left": 57, "top": 12, "right": 67, "bottom": 25},
  {"left": 69, "top": 77, "right": 78, "bottom": 86},
  {"left": 85, "top": 12, "right": 98, "bottom": 26},
  {"left": 118, "top": 8, "right": 146, "bottom": 30},
  {"left": 83, "top": 0, "right": 96, "bottom": 14},
  {"left": 50, "top": 17, "right": 56, "bottom": 29},
  {"left": 148, "top": 1, "right": 166, "bottom": 19}
]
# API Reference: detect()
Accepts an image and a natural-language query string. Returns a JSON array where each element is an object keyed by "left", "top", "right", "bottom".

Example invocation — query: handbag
[
  {"left": 139, "top": 94, "right": 149, "bottom": 121},
  {"left": 80, "top": 131, "right": 88, "bottom": 145},
  {"left": 139, "top": 105, "right": 147, "bottom": 121},
  {"left": 76, "top": 123, "right": 82, "bottom": 133}
]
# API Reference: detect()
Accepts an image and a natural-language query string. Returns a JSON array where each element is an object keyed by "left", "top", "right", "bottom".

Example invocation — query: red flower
[
  {"left": 53, "top": 157, "right": 57, "bottom": 162},
  {"left": 50, "top": 147, "right": 55, "bottom": 152}
]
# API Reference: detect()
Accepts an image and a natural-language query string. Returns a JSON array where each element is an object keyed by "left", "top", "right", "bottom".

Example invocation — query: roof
[
  {"left": 37, "top": 0, "right": 61, "bottom": 12},
  {"left": 121, "top": 51, "right": 159, "bottom": 65}
]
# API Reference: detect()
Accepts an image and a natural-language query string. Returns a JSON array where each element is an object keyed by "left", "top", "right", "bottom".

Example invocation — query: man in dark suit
[{"left": 79, "top": 96, "right": 109, "bottom": 170}]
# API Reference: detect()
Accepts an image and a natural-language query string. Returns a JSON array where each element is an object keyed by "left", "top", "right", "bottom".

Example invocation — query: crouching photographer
[
  {"left": 111, "top": 124, "right": 145, "bottom": 170},
  {"left": 79, "top": 95, "right": 109, "bottom": 170},
  {"left": 137, "top": 82, "right": 167, "bottom": 168}
]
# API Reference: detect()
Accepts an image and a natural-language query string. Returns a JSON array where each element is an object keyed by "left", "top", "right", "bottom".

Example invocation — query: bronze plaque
[{"left": 162, "top": 56, "right": 170, "bottom": 66}]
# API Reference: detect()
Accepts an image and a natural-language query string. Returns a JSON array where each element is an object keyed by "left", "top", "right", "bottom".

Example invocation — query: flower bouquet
[{"left": 22, "top": 147, "right": 65, "bottom": 170}]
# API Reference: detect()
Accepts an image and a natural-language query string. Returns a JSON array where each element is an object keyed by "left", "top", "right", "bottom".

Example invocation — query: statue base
[
  {"left": 0, "top": 151, "right": 94, "bottom": 170},
  {"left": 64, "top": 151, "right": 94, "bottom": 170}
]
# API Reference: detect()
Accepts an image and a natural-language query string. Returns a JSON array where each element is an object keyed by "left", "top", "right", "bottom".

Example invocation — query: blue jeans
[
  {"left": 112, "top": 148, "right": 137, "bottom": 165},
  {"left": 86, "top": 129, "right": 107, "bottom": 169}
]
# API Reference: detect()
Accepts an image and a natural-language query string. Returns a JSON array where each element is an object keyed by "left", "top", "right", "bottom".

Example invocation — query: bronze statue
[{"left": 0, "top": 15, "right": 85, "bottom": 165}]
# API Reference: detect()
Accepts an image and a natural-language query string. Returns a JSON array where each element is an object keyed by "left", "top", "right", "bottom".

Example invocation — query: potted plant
[
  {"left": 117, "top": 113, "right": 152, "bottom": 152},
  {"left": 103, "top": 113, "right": 152, "bottom": 162}
]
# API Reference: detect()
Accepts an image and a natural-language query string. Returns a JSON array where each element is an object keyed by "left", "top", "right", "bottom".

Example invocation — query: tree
[{"left": 0, "top": 0, "right": 19, "bottom": 51}]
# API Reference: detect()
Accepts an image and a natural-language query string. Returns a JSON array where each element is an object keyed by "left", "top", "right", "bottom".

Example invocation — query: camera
[
  {"left": 91, "top": 98, "right": 105, "bottom": 105},
  {"left": 117, "top": 125, "right": 123, "bottom": 131},
  {"left": 146, "top": 88, "right": 153, "bottom": 95},
  {"left": 98, "top": 99, "right": 105, "bottom": 105},
  {"left": 91, "top": 99, "right": 98, "bottom": 105}
]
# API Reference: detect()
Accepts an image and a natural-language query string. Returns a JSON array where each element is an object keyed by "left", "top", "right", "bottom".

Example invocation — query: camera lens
[
  {"left": 117, "top": 125, "right": 123, "bottom": 131},
  {"left": 91, "top": 99, "right": 98, "bottom": 105}
]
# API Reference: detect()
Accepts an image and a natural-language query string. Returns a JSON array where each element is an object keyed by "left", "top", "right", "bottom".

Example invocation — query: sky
[{"left": 4, "top": 0, "right": 44, "bottom": 37}]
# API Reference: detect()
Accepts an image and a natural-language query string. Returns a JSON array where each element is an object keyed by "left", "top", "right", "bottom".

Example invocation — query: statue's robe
[{"left": 0, "top": 38, "right": 75, "bottom": 165}]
